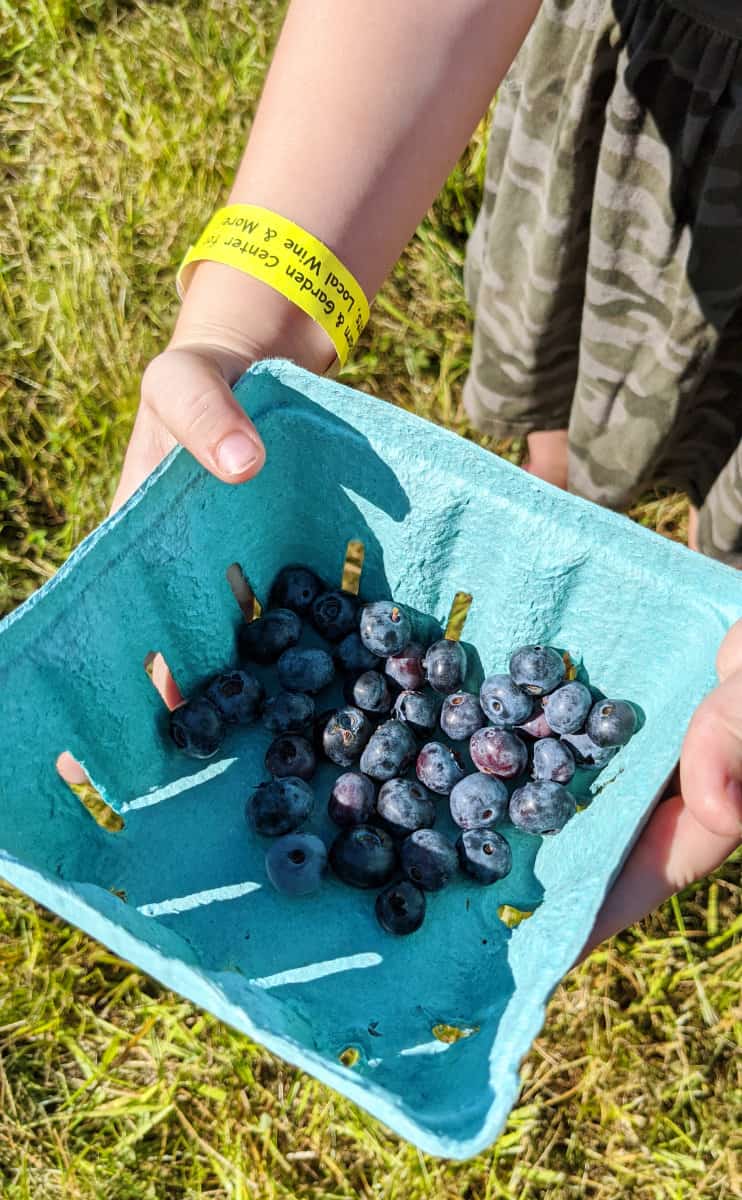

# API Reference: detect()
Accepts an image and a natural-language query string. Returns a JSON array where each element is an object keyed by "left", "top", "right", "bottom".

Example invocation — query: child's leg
[{"left": 524, "top": 429, "right": 569, "bottom": 490}]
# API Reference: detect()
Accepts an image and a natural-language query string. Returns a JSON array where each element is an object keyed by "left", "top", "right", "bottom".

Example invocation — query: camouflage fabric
[{"left": 463, "top": 0, "right": 742, "bottom": 566}]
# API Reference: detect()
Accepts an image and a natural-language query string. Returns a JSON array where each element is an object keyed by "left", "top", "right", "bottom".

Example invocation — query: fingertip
[
  {"left": 716, "top": 618, "right": 742, "bottom": 682},
  {"left": 215, "top": 430, "right": 266, "bottom": 480}
]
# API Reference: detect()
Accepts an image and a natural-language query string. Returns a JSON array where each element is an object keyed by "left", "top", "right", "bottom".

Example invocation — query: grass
[{"left": 0, "top": 1, "right": 738, "bottom": 1197}]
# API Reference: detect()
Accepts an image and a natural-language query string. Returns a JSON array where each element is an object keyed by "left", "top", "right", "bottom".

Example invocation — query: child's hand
[{"left": 580, "top": 619, "right": 742, "bottom": 959}]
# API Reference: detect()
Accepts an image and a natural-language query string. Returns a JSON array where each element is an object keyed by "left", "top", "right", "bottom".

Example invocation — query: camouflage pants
[{"left": 464, "top": 0, "right": 742, "bottom": 566}]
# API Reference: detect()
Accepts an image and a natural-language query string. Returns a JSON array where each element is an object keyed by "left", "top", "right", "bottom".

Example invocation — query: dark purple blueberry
[
  {"left": 329, "top": 824, "right": 397, "bottom": 889},
  {"left": 531, "top": 737, "right": 575, "bottom": 784},
  {"left": 322, "top": 707, "right": 373, "bottom": 767},
  {"left": 423, "top": 638, "right": 467, "bottom": 695},
  {"left": 203, "top": 670, "right": 263, "bottom": 726},
  {"left": 265, "top": 733, "right": 316, "bottom": 781},
  {"left": 457, "top": 828, "right": 512, "bottom": 884},
  {"left": 359, "top": 600, "right": 412, "bottom": 657},
  {"left": 449, "top": 772, "right": 508, "bottom": 830},
  {"left": 269, "top": 564, "right": 324, "bottom": 616},
  {"left": 400, "top": 829, "right": 457, "bottom": 892},
  {"left": 470, "top": 728, "right": 528, "bottom": 779},
  {"left": 560, "top": 732, "right": 617, "bottom": 768},
  {"left": 247, "top": 777, "right": 314, "bottom": 837},
  {"left": 375, "top": 778, "right": 436, "bottom": 839},
  {"left": 542, "top": 681, "right": 592, "bottom": 735},
  {"left": 509, "top": 780, "right": 576, "bottom": 835},
  {"left": 392, "top": 689, "right": 439, "bottom": 736},
  {"left": 262, "top": 690, "right": 315, "bottom": 736},
  {"left": 375, "top": 880, "right": 426, "bottom": 935},
  {"left": 516, "top": 706, "right": 553, "bottom": 740},
  {"left": 479, "top": 674, "right": 533, "bottom": 728},
  {"left": 265, "top": 833, "right": 327, "bottom": 895},
  {"left": 359, "top": 719, "right": 418, "bottom": 781},
  {"left": 277, "top": 647, "right": 335, "bottom": 694},
  {"left": 336, "top": 632, "right": 381, "bottom": 674},
  {"left": 345, "top": 670, "right": 393, "bottom": 716},
  {"left": 169, "top": 697, "right": 224, "bottom": 758},
  {"left": 440, "top": 691, "right": 484, "bottom": 741},
  {"left": 586, "top": 700, "right": 637, "bottom": 748},
  {"left": 416, "top": 741, "right": 466, "bottom": 796},
  {"left": 386, "top": 642, "right": 426, "bottom": 691},
  {"left": 509, "top": 645, "right": 565, "bottom": 696},
  {"left": 328, "top": 772, "right": 376, "bottom": 827},
  {"left": 237, "top": 608, "right": 302, "bottom": 665},
  {"left": 310, "top": 589, "right": 360, "bottom": 642}
]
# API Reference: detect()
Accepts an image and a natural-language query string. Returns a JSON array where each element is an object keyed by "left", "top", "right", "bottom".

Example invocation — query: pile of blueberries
[{"left": 169, "top": 564, "right": 637, "bottom": 936}]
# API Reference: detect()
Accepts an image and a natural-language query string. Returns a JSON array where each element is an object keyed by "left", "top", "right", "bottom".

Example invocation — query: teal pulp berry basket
[{"left": 1, "top": 359, "right": 740, "bottom": 1159}]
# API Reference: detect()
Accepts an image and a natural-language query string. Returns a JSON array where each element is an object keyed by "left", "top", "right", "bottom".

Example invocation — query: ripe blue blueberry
[
  {"left": 543, "top": 681, "right": 592, "bottom": 735},
  {"left": 336, "top": 631, "right": 381, "bottom": 674},
  {"left": 416, "top": 741, "right": 466, "bottom": 796},
  {"left": 247, "top": 777, "right": 314, "bottom": 837},
  {"left": 359, "top": 719, "right": 418, "bottom": 781},
  {"left": 385, "top": 641, "right": 426, "bottom": 691},
  {"left": 586, "top": 699, "right": 637, "bottom": 747},
  {"left": 237, "top": 608, "right": 302, "bottom": 665},
  {"left": 322, "top": 706, "right": 373, "bottom": 768},
  {"left": 479, "top": 674, "right": 533, "bottom": 728},
  {"left": 516, "top": 705, "right": 553, "bottom": 740},
  {"left": 204, "top": 670, "right": 264, "bottom": 726},
  {"left": 329, "top": 824, "right": 397, "bottom": 889},
  {"left": 328, "top": 772, "right": 376, "bottom": 827},
  {"left": 170, "top": 697, "right": 224, "bottom": 758},
  {"left": 509, "top": 780, "right": 576, "bottom": 835},
  {"left": 262, "top": 690, "right": 315, "bottom": 736},
  {"left": 265, "top": 733, "right": 316, "bottom": 781},
  {"left": 345, "top": 670, "right": 393, "bottom": 715},
  {"left": 560, "top": 731, "right": 617, "bottom": 768},
  {"left": 359, "top": 601, "right": 412, "bottom": 657},
  {"left": 392, "top": 689, "right": 439, "bottom": 736},
  {"left": 457, "top": 828, "right": 512, "bottom": 884},
  {"left": 277, "top": 647, "right": 335, "bottom": 694},
  {"left": 423, "top": 638, "right": 467, "bottom": 695},
  {"left": 375, "top": 778, "right": 436, "bottom": 839},
  {"left": 269, "top": 564, "right": 324, "bottom": 616},
  {"left": 400, "top": 829, "right": 458, "bottom": 891},
  {"left": 440, "top": 691, "right": 485, "bottom": 740},
  {"left": 449, "top": 772, "right": 508, "bottom": 829},
  {"left": 310, "top": 589, "right": 360, "bottom": 642},
  {"left": 531, "top": 737, "right": 575, "bottom": 784},
  {"left": 265, "top": 833, "right": 327, "bottom": 896},
  {"left": 509, "top": 645, "right": 565, "bottom": 696},
  {"left": 375, "top": 880, "right": 426, "bottom": 935},
  {"left": 469, "top": 727, "right": 528, "bottom": 779}
]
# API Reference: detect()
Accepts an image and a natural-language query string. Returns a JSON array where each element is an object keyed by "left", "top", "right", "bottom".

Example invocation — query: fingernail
[
  {"left": 726, "top": 777, "right": 742, "bottom": 821},
  {"left": 216, "top": 433, "right": 259, "bottom": 476}
]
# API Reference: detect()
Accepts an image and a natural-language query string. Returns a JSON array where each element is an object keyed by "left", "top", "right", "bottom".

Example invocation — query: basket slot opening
[
  {"left": 143, "top": 651, "right": 184, "bottom": 710},
  {"left": 444, "top": 592, "right": 473, "bottom": 642},
  {"left": 431, "top": 1023, "right": 480, "bottom": 1044},
  {"left": 56, "top": 752, "right": 124, "bottom": 833},
  {"left": 341, "top": 540, "right": 365, "bottom": 596},
  {"left": 497, "top": 904, "right": 534, "bottom": 929},
  {"left": 226, "top": 562, "right": 261, "bottom": 621}
]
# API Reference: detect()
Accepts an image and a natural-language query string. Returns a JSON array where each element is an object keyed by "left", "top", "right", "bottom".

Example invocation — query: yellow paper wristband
[{"left": 177, "top": 204, "right": 370, "bottom": 367}]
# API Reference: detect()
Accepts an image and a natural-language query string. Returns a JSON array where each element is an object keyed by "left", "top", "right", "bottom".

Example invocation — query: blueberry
[
  {"left": 560, "top": 731, "right": 617, "bottom": 768},
  {"left": 392, "top": 689, "right": 439, "bottom": 736},
  {"left": 336, "top": 631, "right": 381, "bottom": 674},
  {"left": 400, "top": 829, "right": 458, "bottom": 892},
  {"left": 449, "top": 773, "right": 508, "bottom": 829},
  {"left": 329, "top": 824, "right": 397, "bottom": 889},
  {"left": 345, "top": 670, "right": 393, "bottom": 715},
  {"left": 440, "top": 691, "right": 484, "bottom": 740},
  {"left": 203, "top": 670, "right": 264, "bottom": 726},
  {"left": 359, "top": 719, "right": 418, "bottom": 781},
  {"left": 322, "top": 706, "right": 373, "bottom": 767},
  {"left": 310, "top": 589, "right": 360, "bottom": 642},
  {"left": 509, "top": 780, "right": 576, "bottom": 835},
  {"left": 457, "top": 828, "right": 512, "bottom": 884},
  {"left": 237, "top": 608, "right": 302, "bottom": 665},
  {"left": 386, "top": 641, "right": 426, "bottom": 691},
  {"left": 423, "top": 638, "right": 467, "bottom": 695},
  {"left": 509, "top": 645, "right": 565, "bottom": 696},
  {"left": 375, "top": 778, "right": 436, "bottom": 839},
  {"left": 262, "top": 690, "right": 315, "bottom": 736},
  {"left": 543, "top": 681, "right": 592, "bottom": 735},
  {"left": 169, "top": 697, "right": 224, "bottom": 758},
  {"left": 277, "top": 647, "right": 335, "bottom": 694},
  {"left": 516, "top": 705, "right": 553, "bottom": 740},
  {"left": 328, "top": 772, "right": 376, "bottom": 827},
  {"left": 375, "top": 880, "right": 426, "bottom": 935},
  {"left": 269, "top": 564, "right": 324, "bottom": 615},
  {"left": 265, "top": 833, "right": 327, "bottom": 896},
  {"left": 531, "top": 737, "right": 575, "bottom": 784},
  {"left": 479, "top": 674, "right": 533, "bottom": 728},
  {"left": 247, "top": 777, "right": 314, "bottom": 837},
  {"left": 416, "top": 741, "right": 466, "bottom": 796},
  {"left": 359, "top": 600, "right": 412, "bottom": 657},
  {"left": 586, "top": 699, "right": 637, "bottom": 747},
  {"left": 469, "top": 728, "right": 528, "bottom": 779},
  {"left": 265, "top": 733, "right": 316, "bottom": 781}
]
